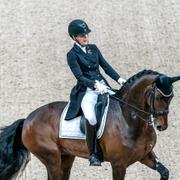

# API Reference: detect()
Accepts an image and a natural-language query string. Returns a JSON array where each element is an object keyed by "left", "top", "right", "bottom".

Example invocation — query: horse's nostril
[
  {"left": 156, "top": 125, "right": 167, "bottom": 131},
  {"left": 157, "top": 125, "right": 162, "bottom": 131}
]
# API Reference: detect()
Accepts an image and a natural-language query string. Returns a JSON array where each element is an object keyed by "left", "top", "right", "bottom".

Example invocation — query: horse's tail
[{"left": 0, "top": 119, "right": 30, "bottom": 180}]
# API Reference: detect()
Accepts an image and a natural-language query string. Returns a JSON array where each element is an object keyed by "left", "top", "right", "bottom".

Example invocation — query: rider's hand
[
  {"left": 118, "top": 77, "right": 126, "bottom": 86},
  {"left": 94, "top": 80, "right": 110, "bottom": 94}
]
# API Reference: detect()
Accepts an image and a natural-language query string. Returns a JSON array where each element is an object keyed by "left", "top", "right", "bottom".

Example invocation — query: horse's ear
[
  {"left": 155, "top": 75, "right": 173, "bottom": 95},
  {"left": 155, "top": 76, "right": 169, "bottom": 85},
  {"left": 159, "top": 76, "right": 165, "bottom": 84},
  {"left": 154, "top": 75, "right": 161, "bottom": 85},
  {"left": 169, "top": 76, "right": 180, "bottom": 84}
]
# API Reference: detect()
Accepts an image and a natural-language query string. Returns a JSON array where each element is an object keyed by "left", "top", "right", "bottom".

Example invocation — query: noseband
[{"left": 110, "top": 83, "right": 172, "bottom": 126}]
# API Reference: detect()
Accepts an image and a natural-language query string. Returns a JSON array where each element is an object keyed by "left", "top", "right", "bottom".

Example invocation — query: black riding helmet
[{"left": 68, "top": 19, "right": 91, "bottom": 37}]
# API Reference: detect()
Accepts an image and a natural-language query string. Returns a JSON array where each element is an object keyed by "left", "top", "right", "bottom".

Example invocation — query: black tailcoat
[{"left": 65, "top": 43, "right": 120, "bottom": 120}]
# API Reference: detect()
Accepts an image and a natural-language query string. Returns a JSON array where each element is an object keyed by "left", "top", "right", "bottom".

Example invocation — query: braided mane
[{"left": 116, "top": 69, "right": 163, "bottom": 97}]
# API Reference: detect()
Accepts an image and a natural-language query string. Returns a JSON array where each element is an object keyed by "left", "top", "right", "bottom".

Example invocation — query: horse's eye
[
  {"left": 155, "top": 96, "right": 161, "bottom": 100},
  {"left": 163, "top": 97, "right": 170, "bottom": 102}
]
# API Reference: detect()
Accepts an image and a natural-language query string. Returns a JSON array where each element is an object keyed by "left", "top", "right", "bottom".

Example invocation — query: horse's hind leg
[
  {"left": 35, "top": 152, "right": 75, "bottom": 180},
  {"left": 140, "top": 151, "right": 169, "bottom": 180},
  {"left": 34, "top": 148, "right": 62, "bottom": 180}
]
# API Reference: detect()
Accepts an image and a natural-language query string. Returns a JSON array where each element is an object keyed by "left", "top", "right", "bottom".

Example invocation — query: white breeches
[{"left": 81, "top": 87, "right": 100, "bottom": 125}]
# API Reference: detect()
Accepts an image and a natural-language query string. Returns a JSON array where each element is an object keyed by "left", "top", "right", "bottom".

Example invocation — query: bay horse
[{"left": 0, "top": 70, "right": 180, "bottom": 180}]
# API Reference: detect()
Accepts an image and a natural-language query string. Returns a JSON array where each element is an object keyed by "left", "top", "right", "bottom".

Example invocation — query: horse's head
[
  {"left": 145, "top": 75, "right": 180, "bottom": 131},
  {"left": 117, "top": 70, "right": 180, "bottom": 132}
]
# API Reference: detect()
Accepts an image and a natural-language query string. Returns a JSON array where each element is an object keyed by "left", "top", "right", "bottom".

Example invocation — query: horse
[{"left": 0, "top": 70, "right": 180, "bottom": 180}]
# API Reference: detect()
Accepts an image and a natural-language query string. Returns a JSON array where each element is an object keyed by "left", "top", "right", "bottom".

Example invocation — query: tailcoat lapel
[{"left": 73, "top": 44, "right": 97, "bottom": 66}]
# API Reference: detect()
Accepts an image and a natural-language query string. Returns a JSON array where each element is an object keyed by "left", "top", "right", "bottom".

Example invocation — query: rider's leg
[
  {"left": 85, "top": 120, "right": 101, "bottom": 166},
  {"left": 81, "top": 88, "right": 98, "bottom": 125},
  {"left": 81, "top": 88, "right": 101, "bottom": 166}
]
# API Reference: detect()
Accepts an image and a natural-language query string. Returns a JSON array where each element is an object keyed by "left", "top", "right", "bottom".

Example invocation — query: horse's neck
[
  {"left": 109, "top": 98, "right": 130, "bottom": 136},
  {"left": 120, "top": 77, "right": 155, "bottom": 131}
]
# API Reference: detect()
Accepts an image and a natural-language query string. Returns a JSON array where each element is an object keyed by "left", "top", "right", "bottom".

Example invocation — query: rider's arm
[
  {"left": 96, "top": 45, "right": 120, "bottom": 82},
  {"left": 67, "top": 51, "right": 95, "bottom": 89}
]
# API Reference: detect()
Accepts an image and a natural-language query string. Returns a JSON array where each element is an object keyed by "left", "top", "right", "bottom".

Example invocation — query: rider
[{"left": 65, "top": 19, "right": 126, "bottom": 166}]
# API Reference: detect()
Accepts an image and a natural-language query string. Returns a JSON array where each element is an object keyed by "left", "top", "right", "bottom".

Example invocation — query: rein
[
  {"left": 110, "top": 95, "right": 154, "bottom": 125},
  {"left": 109, "top": 84, "right": 170, "bottom": 126},
  {"left": 110, "top": 95, "right": 151, "bottom": 116}
]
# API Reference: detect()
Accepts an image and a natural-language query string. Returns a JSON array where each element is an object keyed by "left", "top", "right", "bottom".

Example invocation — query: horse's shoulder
[{"left": 107, "top": 96, "right": 122, "bottom": 118}]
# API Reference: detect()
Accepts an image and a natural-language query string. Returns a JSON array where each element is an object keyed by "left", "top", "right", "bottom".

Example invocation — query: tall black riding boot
[{"left": 85, "top": 120, "right": 101, "bottom": 166}]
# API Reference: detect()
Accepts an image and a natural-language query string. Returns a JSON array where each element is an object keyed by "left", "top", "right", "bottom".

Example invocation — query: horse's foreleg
[
  {"left": 110, "top": 161, "right": 126, "bottom": 180},
  {"left": 140, "top": 151, "right": 169, "bottom": 180},
  {"left": 60, "top": 154, "right": 75, "bottom": 180}
]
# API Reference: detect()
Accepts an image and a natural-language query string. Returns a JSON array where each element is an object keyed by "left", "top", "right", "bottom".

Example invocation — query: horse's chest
[
  {"left": 125, "top": 130, "right": 156, "bottom": 160},
  {"left": 132, "top": 132, "right": 156, "bottom": 159},
  {"left": 134, "top": 139, "right": 155, "bottom": 155}
]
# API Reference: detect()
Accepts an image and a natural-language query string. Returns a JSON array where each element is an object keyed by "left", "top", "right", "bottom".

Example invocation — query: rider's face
[{"left": 73, "top": 34, "right": 89, "bottom": 46}]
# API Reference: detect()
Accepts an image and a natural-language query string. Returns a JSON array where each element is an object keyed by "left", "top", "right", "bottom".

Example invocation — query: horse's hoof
[
  {"left": 160, "top": 173, "right": 169, "bottom": 180},
  {"left": 160, "top": 169, "right": 169, "bottom": 180}
]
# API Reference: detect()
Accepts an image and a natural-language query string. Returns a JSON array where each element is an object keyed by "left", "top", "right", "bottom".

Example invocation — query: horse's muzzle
[
  {"left": 154, "top": 117, "right": 168, "bottom": 131},
  {"left": 156, "top": 124, "right": 168, "bottom": 131}
]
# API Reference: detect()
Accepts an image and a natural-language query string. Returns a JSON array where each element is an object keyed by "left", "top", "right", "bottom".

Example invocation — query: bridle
[
  {"left": 110, "top": 83, "right": 172, "bottom": 126},
  {"left": 149, "top": 83, "right": 170, "bottom": 117}
]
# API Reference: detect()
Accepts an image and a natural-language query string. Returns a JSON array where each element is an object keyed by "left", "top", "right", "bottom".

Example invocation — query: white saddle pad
[{"left": 59, "top": 96, "right": 109, "bottom": 140}]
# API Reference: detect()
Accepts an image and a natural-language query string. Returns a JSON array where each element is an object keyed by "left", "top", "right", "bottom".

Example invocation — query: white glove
[
  {"left": 118, "top": 77, "right": 126, "bottom": 86},
  {"left": 94, "top": 80, "right": 110, "bottom": 94}
]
